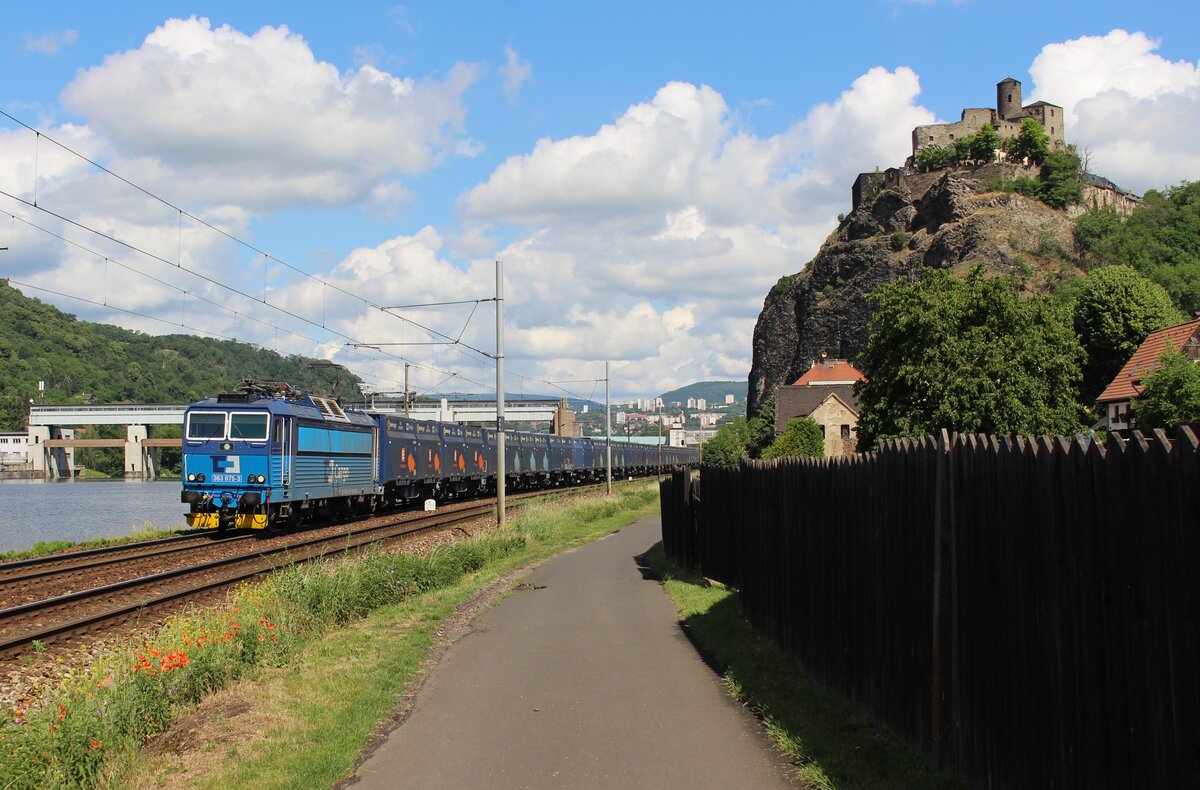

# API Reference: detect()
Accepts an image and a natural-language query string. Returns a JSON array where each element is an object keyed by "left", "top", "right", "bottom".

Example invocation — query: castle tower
[{"left": 997, "top": 77, "right": 1022, "bottom": 120}]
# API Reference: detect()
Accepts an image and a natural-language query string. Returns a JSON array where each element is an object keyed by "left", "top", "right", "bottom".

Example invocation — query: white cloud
[
  {"left": 452, "top": 70, "right": 932, "bottom": 394},
  {"left": 60, "top": 17, "right": 481, "bottom": 212},
  {"left": 24, "top": 30, "right": 78, "bottom": 55},
  {"left": 502, "top": 45, "right": 532, "bottom": 107},
  {"left": 1028, "top": 29, "right": 1200, "bottom": 193}
]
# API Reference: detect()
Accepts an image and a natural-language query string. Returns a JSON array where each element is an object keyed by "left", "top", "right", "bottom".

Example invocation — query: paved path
[{"left": 351, "top": 515, "right": 795, "bottom": 789}]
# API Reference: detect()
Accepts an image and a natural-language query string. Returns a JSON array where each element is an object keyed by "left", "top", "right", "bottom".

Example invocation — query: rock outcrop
[{"left": 747, "top": 164, "right": 1079, "bottom": 418}]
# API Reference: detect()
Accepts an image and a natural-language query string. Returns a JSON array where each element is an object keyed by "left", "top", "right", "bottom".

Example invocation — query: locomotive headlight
[
  {"left": 257, "top": 475, "right": 266, "bottom": 484},
  {"left": 187, "top": 473, "right": 196, "bottom": 482},
  {"left": 197, "top": 473, "right": 206, "bottom": 483}
]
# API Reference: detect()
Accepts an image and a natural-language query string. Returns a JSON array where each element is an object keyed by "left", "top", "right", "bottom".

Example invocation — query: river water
[{"left": 0, "top": 479, "right": 186, "bottom": 552}]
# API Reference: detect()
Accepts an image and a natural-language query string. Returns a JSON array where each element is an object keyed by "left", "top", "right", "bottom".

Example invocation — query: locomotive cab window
[
  {"left": 187, "top": 412, "right": 227, "bottom": 440},
  {"left": 230, "top": 413, "right": 269, "bottom": 441}
]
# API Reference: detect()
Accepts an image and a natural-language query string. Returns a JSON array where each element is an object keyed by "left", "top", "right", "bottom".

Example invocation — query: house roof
[
  {"left": 792, "top": 359, "right": 866, "bottom": 386},
  {"left": 1097, "top": 319, "right": 1200, "bottom": 404},
  {"left": 776, "top": 385, "right": 859, "bottom": 429}
]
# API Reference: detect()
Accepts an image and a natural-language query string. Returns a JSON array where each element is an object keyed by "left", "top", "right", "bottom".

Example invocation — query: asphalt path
[{"left": 350, "top": 514, "right": 796, "bottom": 789}]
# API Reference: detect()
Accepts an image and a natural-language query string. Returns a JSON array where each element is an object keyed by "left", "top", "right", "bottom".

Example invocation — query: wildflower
[
  {"left": 258, "top": 635, "right": 265, "bottom": 642},
  {"left": 90, "top": 739, "right": 102, "bottom": 750},
  {"left": 56, "top": 705, "right": 66, "bottom": 721}
]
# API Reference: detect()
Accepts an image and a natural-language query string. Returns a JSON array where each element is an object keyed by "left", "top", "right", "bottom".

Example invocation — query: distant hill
[
  {"left": 658, "top": 380, "right": 744, "bottom": 406},
  {"left": 0, "top": 280, "right": 363, "bottom": 430}
]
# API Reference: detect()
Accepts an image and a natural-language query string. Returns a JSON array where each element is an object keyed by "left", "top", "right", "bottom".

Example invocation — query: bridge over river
[{"left": 24, "top": 399, "right": 565, "bottom": 480}]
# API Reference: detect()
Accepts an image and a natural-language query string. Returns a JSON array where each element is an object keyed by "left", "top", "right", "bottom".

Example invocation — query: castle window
[
  {"left": 1051, "top": 127, "right": 1055, "bottom": 134},
  {"left": 949, "top": 134, "right": 954, "bottom": 139},
  {"left": 1007, "top": 94, "right": 1012, "bottom": 102}
]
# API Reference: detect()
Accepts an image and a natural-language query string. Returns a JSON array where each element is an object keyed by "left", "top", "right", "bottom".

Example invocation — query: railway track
[
  {"left": 0, "top": 502, "right": 492, "bottom": 657},
  {"left": 0, "top": 481, "right": 615, "bottom": 658}
]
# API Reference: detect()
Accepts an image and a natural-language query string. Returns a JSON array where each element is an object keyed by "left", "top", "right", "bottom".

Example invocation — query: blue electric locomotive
[
  {"left": 181, "top": 382, "right": 379, "bottom": 529},
  {"left": 181, "top": 381, "right": 701, "bottom": 530}
]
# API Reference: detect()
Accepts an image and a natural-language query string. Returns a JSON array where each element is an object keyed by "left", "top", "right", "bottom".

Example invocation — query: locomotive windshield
[
  {"left": 186, "top": 411, "right": 269, "bottom": 440},
  {"left": 230, "top": 413, "right": 269, "bottom": 441},
  {"left": 187, "top": 412, "right": 226, "bottom": 439}
]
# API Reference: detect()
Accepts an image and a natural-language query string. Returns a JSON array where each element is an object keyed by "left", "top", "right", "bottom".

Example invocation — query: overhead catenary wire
[{"left": 0, "top": 110, "right": 629, "bottom": 407}]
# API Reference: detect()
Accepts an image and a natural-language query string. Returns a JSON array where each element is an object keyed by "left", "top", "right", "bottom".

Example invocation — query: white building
[
  {"left": 696, "top": 398, "right": 707, "bottom": 410},
  {"left": 0, "top": 432, "right": 30, "bottom": 462},
  {"left": 725, "top": 394, "right": 735, "bottom": 405}
]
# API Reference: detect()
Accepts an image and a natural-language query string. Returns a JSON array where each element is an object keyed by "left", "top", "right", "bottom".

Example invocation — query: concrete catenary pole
[
  {"left": 605, "top": 361, "right": 612, "bottom": 495},
  {"left": 496, "top": 260, "right": 506, "bottom": 526}
]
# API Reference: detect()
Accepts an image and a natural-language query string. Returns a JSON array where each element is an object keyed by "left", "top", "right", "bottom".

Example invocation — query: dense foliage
[
  {"left": 1071, "top": 181, "right": 1200, "bottom": 314},
  {"left": 855, "top": 266, "right": 1085, "bottom": 447},
  {"left": 1071, "top": 265, "right": 1183, "bottom": 402},
  {"left": 761, "top": 417, "right": 824, "bottom": 460},
  {"left": 1133, "top": 347, "right": 1200, "bottom": 428},
  {"left": 0, "top": 281, "right": 363, "bottom": 473},
  {"left": 701, "top": 394, "right": 775, "bottom": 467}
]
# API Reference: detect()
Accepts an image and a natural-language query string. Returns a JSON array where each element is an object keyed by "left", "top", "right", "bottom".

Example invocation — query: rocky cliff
[{"left": 747, "top": 164, "right": 1080, "bottom": 418}]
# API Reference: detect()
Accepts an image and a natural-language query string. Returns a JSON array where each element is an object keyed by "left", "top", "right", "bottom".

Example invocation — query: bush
[
  {"left": 762, "top": 417, "right": 824, "bottom": 460},
  {"left": 914, "top": 145, "right": 957, "bottom": 170},
  {"left": 890, "top": 231, "right": 910, "bottom": 251}
]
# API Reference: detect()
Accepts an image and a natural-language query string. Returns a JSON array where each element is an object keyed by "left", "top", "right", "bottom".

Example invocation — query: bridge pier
[
  {"left": 28, "top": 426, "right": 76, "bottom": 479},
  {"left": 125, "top": 424, "right": 158, "bottom": 480}
]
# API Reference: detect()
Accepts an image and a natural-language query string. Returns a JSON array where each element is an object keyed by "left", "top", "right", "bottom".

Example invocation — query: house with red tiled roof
[
  {"left": 1096, "top": 318, "right": 1200, "bottom": 431},
  {"left": 775, "top": 358, "right": 866, "bottom": 456}
]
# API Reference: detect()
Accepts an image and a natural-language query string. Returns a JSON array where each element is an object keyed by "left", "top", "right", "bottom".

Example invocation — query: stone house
[
  {"left": 1096, "top": 318, "right": 1200, "bottom": 432},
  {"left": 774, "top": 358, "right": 866, "bottom": 457}
]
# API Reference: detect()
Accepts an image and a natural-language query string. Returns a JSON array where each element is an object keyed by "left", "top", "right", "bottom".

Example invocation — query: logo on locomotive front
[{"left": 211, "top": 455, "right": 241, "bottom": 483}]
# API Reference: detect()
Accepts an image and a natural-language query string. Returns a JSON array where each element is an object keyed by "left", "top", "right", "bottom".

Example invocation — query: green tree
[
  {"left": 746, "top": 392, "right": 777, "bottom": 457},
  {"left": 915, "top": 145, "right": 957, "bottom": 171},
  {"left": 1012, "top": 118, "right": 1050, "bottom": 164},
  {"left": 855, "top": 265, "right": 1085, "bottom": 447},
  {"left": 1072, "top": 265, "right": 1183, "bottom": 402},
  {"left": 761, "top": 417, "right": 824, "bottom": 460},
  {"left": 968, "top": 123, "right": 1000, "bottom": 162},
  {"left": 1080, "top": 181, "right": 1200, "bottom": 314},
  {"left": 1133, "top": 346, "right": 1200, "bottom": 428},
  {"left": 701, "top": 417, "right": 754, "bottom": 469},
  {"left": 1074, "top": 205, "right": 1125, "bottom": 268},
  {"left": 1039, "top": 148, "right": 1084, "bottom": 209}
]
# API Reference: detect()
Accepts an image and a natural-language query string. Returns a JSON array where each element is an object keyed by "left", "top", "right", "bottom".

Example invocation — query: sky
[{"left": 1, "top": 2, "right": 1198, "bottom": 405}]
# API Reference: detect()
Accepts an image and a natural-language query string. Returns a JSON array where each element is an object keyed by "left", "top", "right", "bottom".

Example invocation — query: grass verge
[
  {"left": 645, "top": 544, "right": 962, "bottom": 790},
  {"left": 0, "top": 527, "right": 190, "bottom": 563},
  {"left": 0, "top": 483, "right": 658, "bottom": 789}
]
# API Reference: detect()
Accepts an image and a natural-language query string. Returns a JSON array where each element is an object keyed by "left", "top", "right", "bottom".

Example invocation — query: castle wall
[
  {"left": 912, "top": 108, "right": 995, "bottom": 152},
  {"left": 1069, "top": 185, "right": 1141, "bottom": 219}
]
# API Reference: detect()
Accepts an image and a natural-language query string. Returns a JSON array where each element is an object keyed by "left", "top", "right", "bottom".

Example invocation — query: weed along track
[
  {"left": 0, "top": 485, "right": 596, "bottom": 660},
  {"left": 0, "top": 500, "right": 504, "bottom": 658}
]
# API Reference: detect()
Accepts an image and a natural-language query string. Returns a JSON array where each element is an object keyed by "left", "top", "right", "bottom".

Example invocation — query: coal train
[{"left": 180, "top": 381, "right": 698, "bottom": 530}]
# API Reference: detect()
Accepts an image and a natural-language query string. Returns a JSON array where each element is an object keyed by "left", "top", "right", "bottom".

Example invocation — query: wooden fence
[{"left": 660, "top": 429, "right": 1200, "bottom": 789}]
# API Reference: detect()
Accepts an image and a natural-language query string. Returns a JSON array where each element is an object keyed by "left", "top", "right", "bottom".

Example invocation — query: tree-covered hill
[{"left": 0, "top": 280, "right": 362, "bottom": 430}]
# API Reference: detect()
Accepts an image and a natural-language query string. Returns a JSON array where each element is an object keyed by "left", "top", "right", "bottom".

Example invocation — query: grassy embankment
[
  {"left": 647, "top": 545, "right": 963, "bottom": 790},
  {"left": 0, "top": 526, "right": 188, "bottom": 563},
  {"left": 0, "top": 484, "right": 659, "bottom": 789}
]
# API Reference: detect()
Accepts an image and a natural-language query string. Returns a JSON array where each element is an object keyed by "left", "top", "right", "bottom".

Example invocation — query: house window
[
  {"left": 819, "top": 425, "right": 826, "bottom": 438},
  {"left": 841, "top": 425, "right": 851, "bottom": 440}
]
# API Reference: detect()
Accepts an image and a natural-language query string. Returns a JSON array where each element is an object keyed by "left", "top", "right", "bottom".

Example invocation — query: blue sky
[{"left": 2, "top": 2, "right": 1198, "bottom": 402}]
